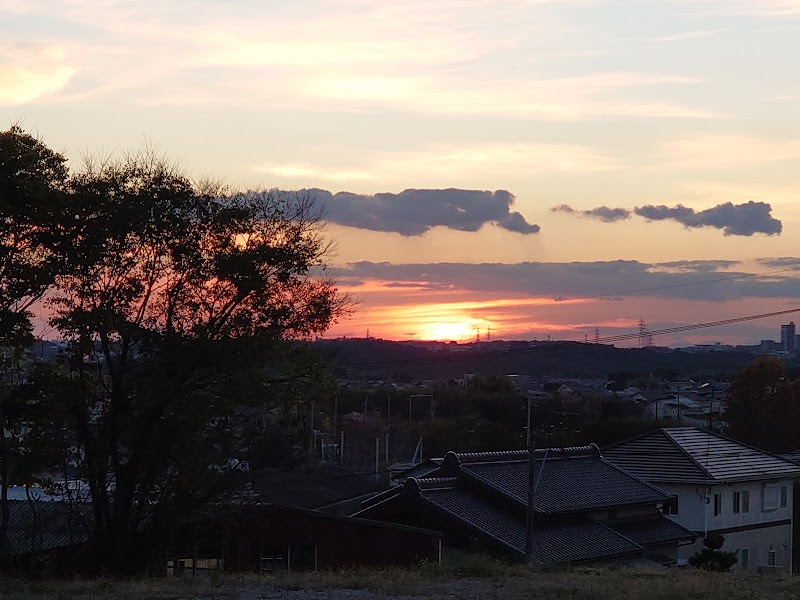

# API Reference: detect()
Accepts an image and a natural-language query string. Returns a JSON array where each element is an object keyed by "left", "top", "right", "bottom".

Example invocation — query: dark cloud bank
[
  {"left": 552, "top": 201, "right": 782, "bottom": 236},
  {"left": 307, "top": 188, "right": 539, "bottom": 236},
  {"left": 337, "top": 259, "right": 800, "bottom": 303}
]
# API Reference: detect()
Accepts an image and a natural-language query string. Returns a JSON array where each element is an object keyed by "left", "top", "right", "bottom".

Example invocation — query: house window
[
  {"left": 780, "top": 486, "right": 788, "bottom": 509},
  {"left": 713, "top": 493, "right": 722, "bottom": 516},
  {"left": 663, "top": 495, "right": 679, "bottom": 516},
  {"left": 763, "top": 485, "right": 780, "bottom": 511},
  {"left": 740, "top": 548, "right": 749, "bottom": 570},
  {"left": 733, "top": 490, "right": 750, "bottom": 514}
]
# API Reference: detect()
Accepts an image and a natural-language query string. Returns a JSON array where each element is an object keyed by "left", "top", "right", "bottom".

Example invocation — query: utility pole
[
  {"left": 525, "top": 401, "right": 536, "bottom": 564},
  {"left": 526, "top": 392, "right": 532, "bottom": 447},
  {"left": 386, "top": 394, "right": 391, "bottom": 465},
  {"left": 375, "top": 436, "right": 380, "bottom": 481}
]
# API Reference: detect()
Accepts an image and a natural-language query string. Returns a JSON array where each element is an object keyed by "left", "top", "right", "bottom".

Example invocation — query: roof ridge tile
[{"left": 452, "top": 445, "right": 600, "bottom": 464}]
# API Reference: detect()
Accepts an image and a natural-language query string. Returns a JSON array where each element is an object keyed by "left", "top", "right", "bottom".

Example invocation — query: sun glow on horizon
[{"left": 419, "top": 318, "right": 491, "bottom": 342}]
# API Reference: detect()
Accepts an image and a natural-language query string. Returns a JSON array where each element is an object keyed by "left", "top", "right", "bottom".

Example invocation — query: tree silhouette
[
  {"left": 0, "top": 126, "right": 68, "bottom": 553},
  {"left": 726, "top": 356, "right": 800, "bottom": 452}
]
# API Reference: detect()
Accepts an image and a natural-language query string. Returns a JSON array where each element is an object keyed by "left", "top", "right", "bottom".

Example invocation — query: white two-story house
[{"left": 605, "top": 427, "right": 800, "bottom": 571}]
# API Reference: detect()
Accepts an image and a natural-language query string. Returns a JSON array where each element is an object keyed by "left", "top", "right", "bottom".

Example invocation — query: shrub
[{"left": 689, "top": 535, "right": 737, "bottom": 572}]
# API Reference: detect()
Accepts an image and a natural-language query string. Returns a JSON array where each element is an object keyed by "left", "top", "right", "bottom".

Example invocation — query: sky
[{"left": 3, "top": 0, "right": 800, "bottom": 346}]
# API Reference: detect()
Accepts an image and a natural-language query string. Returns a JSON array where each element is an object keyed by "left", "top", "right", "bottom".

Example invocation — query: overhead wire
[{"left": 339, "top": 306, "right": 800, "bottom": 371}]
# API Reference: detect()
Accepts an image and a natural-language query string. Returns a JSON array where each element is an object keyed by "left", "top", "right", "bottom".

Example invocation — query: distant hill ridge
[{"left": 312, "top": 338, "right": 760, "bottom": 380}]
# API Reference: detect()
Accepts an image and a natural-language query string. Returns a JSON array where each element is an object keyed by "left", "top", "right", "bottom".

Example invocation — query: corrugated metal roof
[
  {"left": 5, "top": 500, "right": 91, "bottom": 556},
  {"left": 422, "top": 487, "right": 643, "bottom": 564},
  {"left": 606, "top": 516, "right": 695, "bottom": 547},
  {"left": 459, "top": 455, "right": 670, "bottom": 513},
  {"left": 604, "top": 428, "right": 800, "bottom": 484}
]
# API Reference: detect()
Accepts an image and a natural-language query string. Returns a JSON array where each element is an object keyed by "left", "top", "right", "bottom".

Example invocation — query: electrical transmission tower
[{"left": 637, "top": 318, "right": 654, "bottom": 348}]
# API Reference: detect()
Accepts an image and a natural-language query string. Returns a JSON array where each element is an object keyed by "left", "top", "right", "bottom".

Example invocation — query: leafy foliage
[
  {"left": 726, "top": 357, "right": 800, "bottom": 453},
  {"left": 0, "top": 126, "right": 69, "bottom": 553},
  {"left": 0, "top": 128, "right": 349, "bottom": 574},
  {"left": 689, "top": 535, "right": 737, "bottom": 572}
]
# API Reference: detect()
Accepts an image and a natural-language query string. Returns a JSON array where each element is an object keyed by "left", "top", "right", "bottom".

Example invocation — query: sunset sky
[{"left": 3, "top": 0, "right": 800, "bottom": 345}]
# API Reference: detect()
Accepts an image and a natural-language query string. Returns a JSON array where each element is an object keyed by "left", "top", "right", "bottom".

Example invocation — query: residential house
[
  {"left": 604, "top": 427, "right": 800, "bottom": 571},
  {"left": 171, "top": 503, "right": 442, "bottom": 574},
  {"left": 1, "top": 500, "right": 92, "bottom": 575},
  {"left": 356, "top": 446, "right": 694, "bottom": 565}
]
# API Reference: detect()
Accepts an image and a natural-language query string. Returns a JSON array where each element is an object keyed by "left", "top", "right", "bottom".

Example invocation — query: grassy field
[{"left": 2, "top": 560, "right": 799, "bottom": 600}]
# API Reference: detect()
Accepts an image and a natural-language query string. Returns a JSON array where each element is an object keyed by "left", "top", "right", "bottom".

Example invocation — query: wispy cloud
[
  {"left": 661, "top": 134, "right": 800, "bottom": 169},
  {"left": 256, "top": 142, "right": 622, "bottom": 186},
  {"left": 686, "top": 0, "right": 800, "bottom": 16},
  {"left": 0, "top": 43, "right": 73, "bottom": 105},
  {"left": 643, "top": 29, "right": 725, "bottom": 43},
  {"left": 757, "top": 257, "right": 800, "bottom": 270},
  {"left": 0, "top": 0, "right": 716, "bottom": 120},
  {"left": 551, "top": 204, "right": 631, "bottom": 222}
]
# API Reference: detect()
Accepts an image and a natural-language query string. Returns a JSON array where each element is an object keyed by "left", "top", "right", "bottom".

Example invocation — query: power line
[{"left": 341, "top": 306, "right": 800, "bottom": 371}]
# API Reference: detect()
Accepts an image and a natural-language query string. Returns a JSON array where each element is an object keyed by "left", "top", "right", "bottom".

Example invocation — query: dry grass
[{"left": 2, "top": 561, "right": 800, "bottom": 600}]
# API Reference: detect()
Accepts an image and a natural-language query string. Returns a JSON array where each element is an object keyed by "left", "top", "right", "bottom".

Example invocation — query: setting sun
[{"left": 421, "top": 320, "right": 488, "bottom": 342}]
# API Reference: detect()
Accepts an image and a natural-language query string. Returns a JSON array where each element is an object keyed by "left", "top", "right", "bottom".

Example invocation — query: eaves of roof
[{"left": 418, "top": 486, "right": 645, "bottom": 564}]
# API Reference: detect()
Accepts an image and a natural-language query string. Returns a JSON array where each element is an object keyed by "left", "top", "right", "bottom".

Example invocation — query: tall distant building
[{"left": 781, "top": 321, "right": 796, "bottom": 353}]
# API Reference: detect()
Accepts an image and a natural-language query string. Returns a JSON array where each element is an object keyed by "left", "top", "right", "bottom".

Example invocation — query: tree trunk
[{"left": 0, "top": 390, "right": 10, "bottom": 555}]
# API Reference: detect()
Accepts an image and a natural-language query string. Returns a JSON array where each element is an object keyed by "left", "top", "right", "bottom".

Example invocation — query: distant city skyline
[{"left": 4, "top": 1, "right": 800, "bottom": 345}]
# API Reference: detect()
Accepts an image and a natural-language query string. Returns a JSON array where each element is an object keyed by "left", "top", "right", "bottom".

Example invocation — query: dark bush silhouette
[{"left": 688, "top": 534, "right": 737, "bottom": 571}]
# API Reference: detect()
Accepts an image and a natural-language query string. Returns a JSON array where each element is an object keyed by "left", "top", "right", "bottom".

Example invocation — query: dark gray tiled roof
[
  {"left": 603, "top": 432, "right": 708, "bottom": 483},
  {"left": 421, "top": 486, "right": 642, "bottom": 564},
  {"left": 459, "top": 455, "right": 670, "bottom": 513},
  {"left": 5, "top": 500, "right": 91, "bottom": 556},
  {"left": 244, "top": 464, "right": 383, "bottom": 509},
  {"left": 606, "top": 516, "right": 695, "bottom": 547},
  {"left": 665, "top": 428, "right": 800, "bottom": 481},
  {"left": 359, "top": 445, "right": 688, "bottom": 565},
  {"left": 604, "top": 427, "right": 800, "bottom": 484}
]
